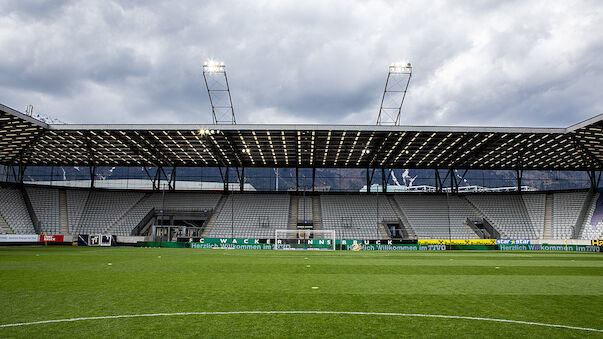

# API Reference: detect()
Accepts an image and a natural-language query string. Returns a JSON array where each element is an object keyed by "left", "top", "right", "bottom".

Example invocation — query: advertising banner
[
  {"left": 499, "top": 244, "right": 600, "bottom": 252},
  {"left": 344, "top": 243, "right": 446, "bottom": 251},
  {"left": 0, "top": 234, "right": 39, "bottom": 242},
  {"left": 497, "top": 239, "right": 530, "bottom": 245},
  {"left": 188, "top": 242, "right": 273, "bottom": 250},
  {"left": 40, "top": 235, "right": 64, "bottom": 242},
  {"left": 418, "top": 239, "right": 497, "bottom": 246}
]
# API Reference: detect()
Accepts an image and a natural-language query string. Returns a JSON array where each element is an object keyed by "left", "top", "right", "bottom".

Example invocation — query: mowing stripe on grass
[{"left": 0, "top": 311, "right": 601, "bottom": 332}]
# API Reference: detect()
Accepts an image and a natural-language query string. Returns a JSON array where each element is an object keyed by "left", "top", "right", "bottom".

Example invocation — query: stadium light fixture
[
  {"left": 202, "top": 60, "right": 236, "bottom": 124},
  {"left": 203, "top": 60, "right": 225, "bottom": 73},
  {"left": 389, "top": 62, "right": 412, "bottom": 73},
  {"left": 377, "top": 62, "right": 412, "bottom": 125}
]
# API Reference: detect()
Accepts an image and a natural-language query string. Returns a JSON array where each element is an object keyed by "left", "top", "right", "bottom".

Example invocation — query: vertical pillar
[
  {"left": 434, "top": 169, "right": 440, "bottom": 193},
  {"left": 224, "top": 167, "right": 229, "bottom": 193},
  {"left": 296, "top": 167, "right": 299, "bottom": 192},
  {"left": 172, "top": 167, "right": 177, "bottom": 190},
  {"left": 449, "top": 169, "right": 457, "bottom": 194},
  {"left": 366, "top": 168, "right": 371, "bottom": 193},
  {"left": 89, "top": 166, "right": 96, "bottom": 189},
  {"left": 157, "top": 167, "right": 162, "bottom": 191},
  {"left": 312, "top": 167, "right": 316, "bottom": 192},
  {"left": 587, "top": 170, "right": 601, "bottom": 190},
  {"left": 18, "top": 164, "right": 26, "bottom": 184},
  {"left": 516, "top": 169, "right": 523, "bottom": 192},
  {"left": 382, "top": 168, "right": 387, "bottom": 193},
  {"left": 240, "top": 167, "right": 245, "bottom": 192}
]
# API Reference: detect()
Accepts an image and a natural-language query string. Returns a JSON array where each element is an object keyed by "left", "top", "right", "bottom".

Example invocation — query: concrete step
[
  {"left": 543, "top": 194, "right": 553, "bottom": 239},
  {"left": 386, "top": 196, "right": 416, "bottom": 239},
  {"left": 0, "top": 212, "right": 14, "bottom": 234},
  {"left": 289, "top": 195, "right": 298, "bottom": 229},
  {"left": 59, "top": 190, "right": 70, "bottom": 235},
  {"left": 312, "top": 196, "right": 321, "bottom": 230},
  {"left": 201, "top": 195, "right": 228, "bottom": 237}
]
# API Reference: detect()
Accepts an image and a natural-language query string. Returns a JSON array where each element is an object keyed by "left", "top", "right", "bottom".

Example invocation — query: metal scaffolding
[
  {"left": 202, "top": 61, "right": 236, "bottom": 124},
  {"left": 377, "top": 63, "right": 412, "bottom": 125}
]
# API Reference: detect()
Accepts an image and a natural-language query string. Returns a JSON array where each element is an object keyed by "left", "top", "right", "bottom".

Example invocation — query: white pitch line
[{"left": 0, "top": 311, "right": 601, "bottom": 333}]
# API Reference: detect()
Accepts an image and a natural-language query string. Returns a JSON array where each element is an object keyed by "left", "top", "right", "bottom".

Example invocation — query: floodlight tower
[
  {"left": 376, "top": 62, "right": 412, "bottom": 125},
  {"left": 202, "top": 60, "right": 237, "bottom": 124}
]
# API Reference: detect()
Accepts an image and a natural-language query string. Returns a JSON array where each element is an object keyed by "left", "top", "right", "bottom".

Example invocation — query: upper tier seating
[
  {"left": 521, "top": 194, "right": 546, "bottom": 237},
  {"left": 75, "top": 191, "right": 145, "bottom": 234},
  {"left": 551, "top": 192, "right": 587, "bottom": 239},
  {"left": 66, "top": 189, "right": 90, "bottom": 234},
  {"left": 466, "top": 194, "right": 539, "bottom": 239},
  {"left": 111, "top": 192, "right": 221, "bottom": 236},
  {"left": 298, "top": 197, "right": 313, "bottom": 222},
  {"left": 0, "top": 187, "right": 35, "bottom": 234},
  {"left": 26, "top": 186, "right": 60, "bottom": 234},
  {"left": 320, "top": 195, "right": 398, "bottom": 239},
  {"left": 395, "top": 195, "right": 480, "bottom": 239},
  {"left": 206, "top": 194, "right": 289, "bottom": 238},
  {"left": 582, "top": 192, "right": 603, "bottom": 239}
]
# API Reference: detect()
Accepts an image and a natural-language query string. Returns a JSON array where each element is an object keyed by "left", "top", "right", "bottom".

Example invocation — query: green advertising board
[{"left": 137, "top": 239, "right": 602, "bottom": 252}]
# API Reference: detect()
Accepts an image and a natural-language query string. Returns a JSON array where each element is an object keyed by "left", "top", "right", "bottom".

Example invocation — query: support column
[
  {"left": 171, "top": 167, "right": 176, "bottom": 190},
  {"left": 587, "top": 170, "right": 601, "bottom": 190},
  {"left": 89, "top": 166, "right": 96, "bottom": 189},
  {"left": 312, "top": 167, "right": 316, "bottom": 192},
  {"left": 516, "top": 169, "right": 523, "bottom": 192},
  {"left": 448, "top": 169, "right": 458, "bottom": 194},
  {"left": 381, "top": 168, "right": 387, "bottom": 193},
  {"left": 156, "top": 167, "right": 162, "bottom": 191},
  {"left": 18, "top": 164, "right": 26, "bottom": 184},
  {"left": 296, "top": 167, "right": 299, "bottom": 192},
  {"left": 366, "top": 168, "right": 370, "bottom": 193},
  {"left": 224, "top": 167, "right": 229, "bottom": 193},
  {"left": 240, "top": 167, "right": 245, "bottom": 192},
  {"left": 435, "top": 169, "right": 441, "bottom": 193}
]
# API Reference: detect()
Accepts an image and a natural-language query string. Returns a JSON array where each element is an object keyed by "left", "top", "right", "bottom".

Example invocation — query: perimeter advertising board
[
  {"left": 40, "top": 235, "right": 64, "bottom": 242},
  {"left": 418, "top": 239, "right": 497, "bottom": 245},
  {"left": 0, "top": 234, "right": 39, "bottom": 242},
  {"left": 499, "top": 244, "right": 600, "bottom": 252}
]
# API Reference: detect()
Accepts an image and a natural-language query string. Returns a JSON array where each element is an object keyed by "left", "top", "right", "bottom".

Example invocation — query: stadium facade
[{"left": 0, "top": 103, "right": 602, "bottom": 246}]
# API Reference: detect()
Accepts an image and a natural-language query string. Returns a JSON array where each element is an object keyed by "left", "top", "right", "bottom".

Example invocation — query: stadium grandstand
[{"left": 0, "top": 102, "right": 601, "bottom": 243}]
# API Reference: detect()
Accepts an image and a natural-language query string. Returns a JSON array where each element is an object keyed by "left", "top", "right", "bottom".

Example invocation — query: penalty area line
[{"left": 0, "top": 311, "right": 601, "bottom": 333}]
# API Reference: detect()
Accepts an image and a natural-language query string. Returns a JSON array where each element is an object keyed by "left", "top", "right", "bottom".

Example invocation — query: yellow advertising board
[{"left": 418, "top": 239, "right": 497, "bottom": 246}]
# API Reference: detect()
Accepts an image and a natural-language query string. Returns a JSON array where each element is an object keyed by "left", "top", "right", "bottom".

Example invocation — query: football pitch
[{"left": 0, "top": 247, "right": 601, "bottom": 338}]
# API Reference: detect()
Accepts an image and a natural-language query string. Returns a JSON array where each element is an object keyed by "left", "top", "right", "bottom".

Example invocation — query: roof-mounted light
[
  {"left": 389, "top": 62, "right": 412, "bottom": 73},
  {"left": 203, "top": 60, "right": 225, "bottom": 73}
]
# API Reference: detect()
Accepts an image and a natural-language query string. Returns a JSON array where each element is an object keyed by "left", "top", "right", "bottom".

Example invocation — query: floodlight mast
[
  {"left": 376, "top": 62, "right": 412, "bottom": 125},
  {"left": 202, "top": 60, "right": 237, "bottom": 124}
]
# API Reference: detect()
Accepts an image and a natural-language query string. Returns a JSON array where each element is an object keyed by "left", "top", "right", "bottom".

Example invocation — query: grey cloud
[{"left": 0, "top": 0, "right": 602, "bottom": 127}]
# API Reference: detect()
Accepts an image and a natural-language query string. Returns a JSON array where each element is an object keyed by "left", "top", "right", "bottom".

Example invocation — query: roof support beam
[
  {"left": 515, "top": 169, "right": 523, "bottom": 193},
  {"left": 587, "top": 170, "right": 601, "bottom": 190},
  {"left": 114, "top": 133, "right": 159, "bottom": 167},
  {"left": 136, "top": 131, "right": 174, "bottom": 168},
  {"left": 312, "top": 167, "right": 316, "bottom": 192},
  {"left": 89, "top": 165, "right": 96, "bottom": 189},
  {"left": 5, "top": 129, "right": 46, "bottom": 165},
  {"left": 381, "top": 133, "right": 414, "bottom": 168},
  {"left": 571, "top": 134, "right": 602, "bottom": 170}
]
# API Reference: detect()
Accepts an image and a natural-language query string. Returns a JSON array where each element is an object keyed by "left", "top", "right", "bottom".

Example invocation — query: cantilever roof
[{"left": 1, "top": 103, "right": 601, "bottom": 170}]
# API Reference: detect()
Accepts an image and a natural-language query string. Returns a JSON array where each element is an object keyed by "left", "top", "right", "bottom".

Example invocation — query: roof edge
[
  {"left": 0, "top": 103, "right": 49, "bottom": 129},
  {"left": 566, "top": 113, "right": 603, "bottom": 132}
]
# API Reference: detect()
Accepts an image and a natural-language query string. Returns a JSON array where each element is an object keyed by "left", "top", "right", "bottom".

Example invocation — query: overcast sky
[{"left": 1, "top": 0, "right": 602, "bottom": 127}]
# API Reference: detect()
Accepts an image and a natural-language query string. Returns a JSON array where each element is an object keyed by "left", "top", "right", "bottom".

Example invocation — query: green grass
[{"left": 0, "top": 247, "right": 602, "bottom": 338}]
